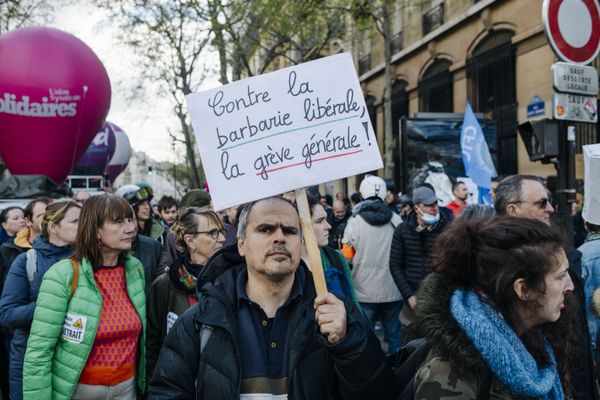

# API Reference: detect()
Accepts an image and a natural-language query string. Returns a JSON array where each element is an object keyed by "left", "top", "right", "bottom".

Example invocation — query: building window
[
  {"left": 423, "top": 3, "right": 444, "bottom": 36},
  {"left": 358, "top": 54, "right": 371, "bottom": 75},
  {"left": 467, "top": 30, "right": 516, "bottom": 175},
  {"left": 390, "top": 32, "right": 403, "bottom": 54},
  {"left": 391, "top": 80, "right": 409, "bottom": 188},
  {"left": 419, "top": 59, "right": 453, "bottom": 112}
]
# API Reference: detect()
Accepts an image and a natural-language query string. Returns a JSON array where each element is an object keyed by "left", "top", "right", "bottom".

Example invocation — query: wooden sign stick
[{"left": 295, "top": 188, "right": 328, "bottom": 296}]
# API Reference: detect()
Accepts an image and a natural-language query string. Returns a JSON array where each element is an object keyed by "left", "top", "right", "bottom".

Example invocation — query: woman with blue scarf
[{"left": 414, "top": 217, "right": 575, "bottom": 399}]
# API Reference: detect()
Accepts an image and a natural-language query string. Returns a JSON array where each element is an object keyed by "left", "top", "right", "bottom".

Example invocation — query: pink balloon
[{"left": 0, "top": 27, "right": 111, "bottom": 183}]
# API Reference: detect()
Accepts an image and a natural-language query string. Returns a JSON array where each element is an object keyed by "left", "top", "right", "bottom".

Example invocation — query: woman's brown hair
[
  {"left": 73, "top": 193, "right": 134, "bottom": 269},
  {"left": 171, "top": 207, "right": 223, "bottom": 250},
  {"left": 39, "top": 200, "right": 81, "bottom": 240}
]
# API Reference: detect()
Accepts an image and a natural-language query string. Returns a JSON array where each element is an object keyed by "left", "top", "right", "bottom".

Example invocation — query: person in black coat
[{"left": 148, "top": 197, "right": 397, "bottom": 399}]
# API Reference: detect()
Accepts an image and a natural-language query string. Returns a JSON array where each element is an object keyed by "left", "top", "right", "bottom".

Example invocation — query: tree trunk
[
  {"left": 208, "top": 0, "right": 229, "bottom": 85},
  {"left": 180, "top": 118, "right": 202, "bottom": 188},
  {"left": 382, "top": 2, "right": 394, "bottom": 179}
]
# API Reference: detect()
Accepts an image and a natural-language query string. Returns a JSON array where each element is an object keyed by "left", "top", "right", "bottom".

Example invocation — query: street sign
[
  {"left": 543, "top": 0, "right": 600, "bottom": 65},
  {"left": 552, "top": 62, "right": 599, "bottom": 95},
  {"left": 527, "top": 95, "right": 546, "bottom": 118},
  {"left": 553, "top": 92, "right": 598, "bottom": 123}
]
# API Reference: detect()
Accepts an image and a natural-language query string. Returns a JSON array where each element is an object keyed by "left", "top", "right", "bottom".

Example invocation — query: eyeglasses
[
  {"left": 513, "top": 195, "right": 553, "bottom": 210},
  {"left": 533, "top": 196, "right": 552, "bottom": 209},
  {"left": 191, "top": 228, "right": 226, "bottom": 240}
]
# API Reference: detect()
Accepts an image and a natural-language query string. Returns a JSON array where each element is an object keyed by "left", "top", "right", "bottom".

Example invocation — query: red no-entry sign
[{"left": 543, "top": 0, "right": 600, "bottom": 65}]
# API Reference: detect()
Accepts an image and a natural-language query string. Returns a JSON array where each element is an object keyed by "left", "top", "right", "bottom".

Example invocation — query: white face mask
[{"left": 417, "top": 206, "right": 440, "bottom": 225}]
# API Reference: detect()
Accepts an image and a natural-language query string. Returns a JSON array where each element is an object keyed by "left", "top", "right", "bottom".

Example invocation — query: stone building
[{"left": 343, "top": 0, "right": 598, "bottom": 196}]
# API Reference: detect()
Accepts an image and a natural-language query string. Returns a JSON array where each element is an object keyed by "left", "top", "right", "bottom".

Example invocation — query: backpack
[
  {"left": 25, "top": 250, "right": 78, "bottom": 299},
  {"left": 387, "top": 337, "right": 432, "bottom": 400},
  {"left": 388, "top": 337, "right": 490, "bottom": 400}
]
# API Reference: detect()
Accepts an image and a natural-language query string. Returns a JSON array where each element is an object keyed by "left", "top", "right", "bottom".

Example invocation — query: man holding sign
[{"left": 148, "top": 196, "right": 397, "bottom": 399}]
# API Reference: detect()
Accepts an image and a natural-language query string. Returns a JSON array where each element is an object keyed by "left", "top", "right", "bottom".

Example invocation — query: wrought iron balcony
[{"left": 423, "top": 3, "right": 444, "bottom": 35}]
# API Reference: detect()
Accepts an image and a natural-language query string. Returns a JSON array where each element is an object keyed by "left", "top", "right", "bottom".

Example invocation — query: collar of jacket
[
  {"left": 194, "top": 243, "right": 316, "bottom": 343},
  {"left": 31, "top": 235, "right": 72, "bottom": 257},
  {"left": 415, "top": 272, "right": 489, "bottom": 381},
  {"left": 78, "top": 254, "right": 144, "bottom": 288},
  {"left": 14, "top": 227, "right": 32, "bottom": 249}
]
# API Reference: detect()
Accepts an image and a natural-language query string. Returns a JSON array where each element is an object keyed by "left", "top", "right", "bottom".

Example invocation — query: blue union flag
[{"left": 461, "top": 101, "right": 497, "bottom": 203}]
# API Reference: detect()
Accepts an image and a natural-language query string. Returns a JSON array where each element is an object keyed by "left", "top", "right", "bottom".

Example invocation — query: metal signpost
[{"left": 542, "top": 0, "right": 600, "bottom": 239}]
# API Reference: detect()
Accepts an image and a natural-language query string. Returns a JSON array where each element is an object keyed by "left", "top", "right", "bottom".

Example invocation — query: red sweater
[{"left": 79, "top": 266, "right": 142, "bottom": 385}]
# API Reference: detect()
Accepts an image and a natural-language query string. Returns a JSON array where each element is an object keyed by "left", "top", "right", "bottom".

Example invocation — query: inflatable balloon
[
  {"left": 104, "top": 122, "right": 131, "bottom": 183},
  {"left": 0, "top": 27, "right": 111, "bottom": 183},
  {"left": 72, "top": 121, "right": 116, "bottom": 175}
]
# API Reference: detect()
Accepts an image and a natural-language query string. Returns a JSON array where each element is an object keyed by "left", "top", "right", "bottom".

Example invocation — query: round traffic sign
[{"left": 543, "top": 0, "right": 600, "bottom": 65}]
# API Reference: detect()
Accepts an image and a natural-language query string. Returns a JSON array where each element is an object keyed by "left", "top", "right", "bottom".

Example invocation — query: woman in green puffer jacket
[{"left": 23, "top": 194, "right": 146, "bottom": 400}]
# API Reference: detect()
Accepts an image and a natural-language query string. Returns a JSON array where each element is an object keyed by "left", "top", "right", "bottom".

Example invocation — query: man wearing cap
[
  {"left": 389, "top": 185, "right": 453, "bottom": 344},
  {"left": 342, "top": 175, "right": 403, "bottom": 354}
]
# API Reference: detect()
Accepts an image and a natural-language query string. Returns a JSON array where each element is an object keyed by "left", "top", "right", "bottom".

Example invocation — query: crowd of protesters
[{"left": 0, "top": 173, "right": 598, "bottom": 399}]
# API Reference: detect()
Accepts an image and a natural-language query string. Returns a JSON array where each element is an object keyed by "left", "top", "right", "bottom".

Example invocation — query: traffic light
[
  {"left": 147, "top": 166, "right": 153, "bottom": 175},
  {"left": 517, "top": 119, "right": 559, "bottom": 162}
]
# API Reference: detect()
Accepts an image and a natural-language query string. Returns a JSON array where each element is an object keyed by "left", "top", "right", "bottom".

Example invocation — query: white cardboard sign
[
  {"left": 582, "top": 143, "right": 600, "bottom": 225},
  {"left": 185, "top": 53, "right": 382, "bottom": 210}
]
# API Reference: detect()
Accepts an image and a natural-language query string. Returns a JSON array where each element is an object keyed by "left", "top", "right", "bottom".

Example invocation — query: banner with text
[{"left": 186, "top": 53, "right": 382, "bottom": 210}]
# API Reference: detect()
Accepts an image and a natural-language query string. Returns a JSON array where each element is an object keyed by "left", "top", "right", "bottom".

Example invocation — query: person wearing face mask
[
  {"left": 389, "top": 185, "right": 453, "bottom": 345},
  {"left": 146, "top": 207, "right": 226, "bottom": 382},
  {"left": 0, "top": 200, "right": 81, "bottom": 400}
]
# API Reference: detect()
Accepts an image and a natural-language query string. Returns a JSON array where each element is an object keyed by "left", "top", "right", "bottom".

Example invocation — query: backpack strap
[
  {"left": 25, "top": 249, "right": 37, "bottom": 286},
  {"left": 69, "top": 258, "right": 79, "bottom": 299}
]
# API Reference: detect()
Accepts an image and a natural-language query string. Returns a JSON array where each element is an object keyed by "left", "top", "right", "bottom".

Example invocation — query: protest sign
[
  {"left": 582, "top": 143, "right": 600, "bottom": 225},
  {"left": 185, "top": 53, "right": 382, "bottom": 211}
]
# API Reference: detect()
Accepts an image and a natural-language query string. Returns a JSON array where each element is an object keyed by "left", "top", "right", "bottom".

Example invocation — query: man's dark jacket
[
  {"left": 131, "top": 234, "right": 162, "bottom": 293},
  {"left": 389, "top": 209, "right": 452, "bottom": 299},
  {"left": 148, "top": 245, "right": 397, "bottom": 399}
]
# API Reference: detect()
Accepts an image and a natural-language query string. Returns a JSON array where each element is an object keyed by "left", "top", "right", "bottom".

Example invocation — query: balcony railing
[
  {"left": 358, "top": 54, "right": 371, "bottom": 75},
  {"left": 390, "top": 32, "right": 403, "bottom": 54},
  {"left": 423, "top": 3, "right": 444, "bottom": 35}
]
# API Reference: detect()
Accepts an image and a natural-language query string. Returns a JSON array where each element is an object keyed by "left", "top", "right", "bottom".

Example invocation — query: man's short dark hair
[
  {"left": 24, "top": 198, "right": 51, "bottom": 221},
  {"left": 452, "top": 181, "right": 466, "bottom": 192},
  {"left": 493, "top": 175, "right": 544, "bottom": 216},
  {"left": 237, "top": 196, "right": 297, "bottom": 239},
  {"left": 158, "top": 195, "right": 178, "bottom": 212}
]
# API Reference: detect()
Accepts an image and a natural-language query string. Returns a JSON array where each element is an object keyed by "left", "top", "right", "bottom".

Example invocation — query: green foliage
[{"left": 0, "top": 0, "right": 55, "bottom": 34}]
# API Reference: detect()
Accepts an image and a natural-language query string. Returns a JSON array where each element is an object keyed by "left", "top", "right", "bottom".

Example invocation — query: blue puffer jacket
[{"left": 0, "top": 236, "right": 72, "bottom": 400}]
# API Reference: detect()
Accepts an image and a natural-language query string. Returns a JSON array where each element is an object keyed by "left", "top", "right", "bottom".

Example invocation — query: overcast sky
[{"left": 50, "top": 1, "right": 220, "bottom": 162}]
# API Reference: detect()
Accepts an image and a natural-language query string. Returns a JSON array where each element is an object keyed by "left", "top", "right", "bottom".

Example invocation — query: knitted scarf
[
  {"left": 450, "top": 288, "right": 564, "bottom": 400},
  {"left": 178, "top": 257, "right": 204, "bottom": 290}
]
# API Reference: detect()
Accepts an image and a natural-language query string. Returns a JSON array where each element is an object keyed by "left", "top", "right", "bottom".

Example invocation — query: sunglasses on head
[{"left": 135, "top": 187, "right": 153, "bottom": 201}]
